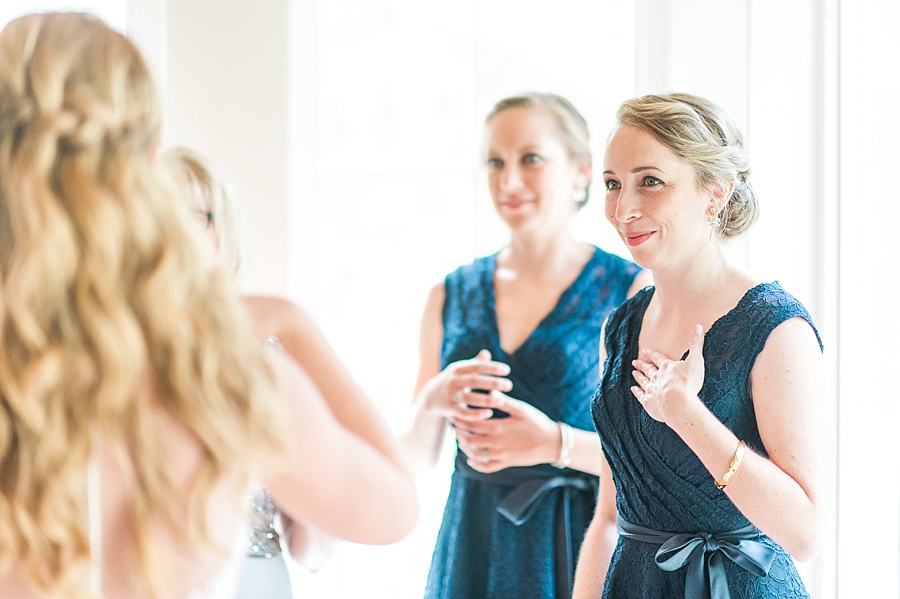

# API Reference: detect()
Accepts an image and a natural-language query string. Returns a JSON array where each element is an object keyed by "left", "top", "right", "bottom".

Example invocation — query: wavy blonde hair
[{"left": 0, "top": 12, "right": 283, "bottom": 598}]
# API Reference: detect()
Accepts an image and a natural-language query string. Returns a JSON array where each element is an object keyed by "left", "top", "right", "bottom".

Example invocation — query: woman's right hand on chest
[{"left": 422, "top": 349, "right": 513, "bottom": 421}]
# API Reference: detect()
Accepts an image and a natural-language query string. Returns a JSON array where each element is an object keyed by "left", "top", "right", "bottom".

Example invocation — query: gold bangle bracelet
[{"left": 714, "top": 440, "right": 746, "bottom": 490}]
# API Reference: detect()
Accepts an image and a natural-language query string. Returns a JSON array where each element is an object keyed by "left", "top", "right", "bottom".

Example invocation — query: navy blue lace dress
[
  {"left": 591, "top": 282, "right": 822, "bottom": 599},
  {"left": 424, "top": 246, "right": 641, "bottom": 599}
]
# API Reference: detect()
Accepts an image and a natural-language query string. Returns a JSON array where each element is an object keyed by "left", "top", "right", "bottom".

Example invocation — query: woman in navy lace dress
[
  {"left": 403, "top": 93, "right": 649, "bottom": 599},
  {"left": 572, "top": 94, "right": 833, "bottom": 599}
]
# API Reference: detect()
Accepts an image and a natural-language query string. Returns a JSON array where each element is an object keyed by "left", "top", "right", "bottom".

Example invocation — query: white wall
[
  {"left": 836, "top": 1, "right": 900, "bottom": 596},
  {"left": 149, "top": 0, "right": 292, "bottom": 295}
]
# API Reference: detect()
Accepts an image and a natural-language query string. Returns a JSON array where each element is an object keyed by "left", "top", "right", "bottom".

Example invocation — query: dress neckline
[
  {"left": 630, "top": 281, "right": 777, "bottom": 362},
  {"left": 487, "top": 246, "right": 601, "bottom": 358}
]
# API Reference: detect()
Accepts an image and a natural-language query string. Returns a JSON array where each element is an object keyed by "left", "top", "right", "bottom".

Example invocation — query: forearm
[
  {"left": 276, "top": 307, "right": 409, "bottom": 469},
  {"left": 573, "top": 516, "right": 616, "bottom": 599},
  {"left": 566, "top": 428, "right": 604, "bottom": 476},
  {"left": 264, "top": 352, "right": 419, "bottom": 544},
  {"left": 397, "top": 389, "right": 450, "bottom": 475},
  {"left": 266, "top": 420, "right": 419, "bottom": 545},
  {"left": 670, "top": 401, "right": 828, "bottom": 559},
  {"left": 268, "top": 432, "right": 418, "bottom": 544}
]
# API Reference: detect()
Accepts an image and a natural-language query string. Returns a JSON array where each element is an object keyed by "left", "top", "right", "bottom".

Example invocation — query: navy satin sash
[
  {"left": 455, "top": 452, "right": 598, "bottom": 598},
  {"left": 616, "top": 516, "right": 777, "bottom": 599}
]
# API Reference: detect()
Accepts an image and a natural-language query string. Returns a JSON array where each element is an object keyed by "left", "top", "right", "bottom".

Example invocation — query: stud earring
[{"left": 573, "top": 189, "right": 587, "bottom": 204}]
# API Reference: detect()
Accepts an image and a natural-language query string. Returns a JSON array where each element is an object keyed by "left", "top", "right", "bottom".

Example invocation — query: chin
[
  {"left": 618, "top": 244, "right": 655, "bottom": 270},
  {"left": 631, "top": 257, "right": 657, "bottom": 271},
  {"left": 502, "top": 214, "right": 540, "bottom": 233}
]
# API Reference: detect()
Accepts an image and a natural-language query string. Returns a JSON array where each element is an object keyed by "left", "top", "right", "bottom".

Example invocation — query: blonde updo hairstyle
[
  {"left": 0, "top": 12, "right": 282, "bottom": 598},
  {"left": 616, "top": 93, "right": 758, "bottom": 238},
  {"left": 161, "top": 146, "right": 244, "bottom": 281},
  {"left": 486, "top": 92, "right": 593, "bottom": 209}
]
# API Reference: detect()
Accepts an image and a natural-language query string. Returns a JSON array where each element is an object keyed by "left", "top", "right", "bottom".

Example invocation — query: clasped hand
[
  {"left": 423, "top": 349, "right": 513, "bottom": 421},
  {"left": 452, "top": 391, "right": 558, "bottom": 473},
  {"left": 630, "top": 324, "right": 707, "bottom": 425},
  {"left": 433, "top": 350, "right": 557, "bottom": 473}
]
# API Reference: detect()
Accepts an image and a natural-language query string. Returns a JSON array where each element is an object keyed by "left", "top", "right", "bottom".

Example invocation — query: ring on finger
[
  {"left": 454, "top": 390, "right": 463, "bottom": 402},
  {"left": 479, "top": 448, "right": 489, "bottom": 464}
]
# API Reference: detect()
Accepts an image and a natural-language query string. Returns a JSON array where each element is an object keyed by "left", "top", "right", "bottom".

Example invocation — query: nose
[
  {"left": 498, "top": 162, "right": 524, "bottom": 192},
  {"left": 612, "top": 186, "right": 641, "bottom": 223}
]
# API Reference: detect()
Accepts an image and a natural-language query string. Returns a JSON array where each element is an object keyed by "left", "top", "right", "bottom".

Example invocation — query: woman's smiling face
[
  {"left": 603, "top": 124, "right": 716, "bottom": 269},
  {"left": 484, "top": 106, "right": 590, "bottom": 236}
]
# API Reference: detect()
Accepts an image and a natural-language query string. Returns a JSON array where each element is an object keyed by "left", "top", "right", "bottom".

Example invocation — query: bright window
[{"left": 0, "top": 0, "right": 125, "bottom": 31}]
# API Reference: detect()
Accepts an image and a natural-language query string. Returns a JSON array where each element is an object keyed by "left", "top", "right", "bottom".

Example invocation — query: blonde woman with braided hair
[
  {"left": 0, "top": 12, "right": 417, "bottom": 599},
  {"left": 573, "top": 93, "right": 832, "bottom": 599}
]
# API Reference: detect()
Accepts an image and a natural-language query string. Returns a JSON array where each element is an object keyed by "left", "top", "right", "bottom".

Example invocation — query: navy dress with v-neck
[{"left": 424, "top": 246, "right": 641, "bottom": 599}]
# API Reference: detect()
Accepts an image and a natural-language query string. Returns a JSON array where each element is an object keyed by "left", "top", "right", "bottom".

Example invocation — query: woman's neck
[
  {"left": 501, "top": 230, "right": 586, "bottom": 279},
  {"left": 649, "top": 239, "right": 737, "bottom": 315}
]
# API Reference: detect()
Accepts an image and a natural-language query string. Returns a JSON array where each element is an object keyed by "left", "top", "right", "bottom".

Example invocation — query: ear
[
  {"left": 574, "top": 162, "right": 592, "bottom": 191},
  {"left": 710, "top": 180, "right": 735, "bottom": 214}
]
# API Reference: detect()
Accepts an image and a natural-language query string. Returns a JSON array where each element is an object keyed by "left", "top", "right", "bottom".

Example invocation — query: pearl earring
[{"left": 573, "top": 189, "right": 587, "bottom": 204}]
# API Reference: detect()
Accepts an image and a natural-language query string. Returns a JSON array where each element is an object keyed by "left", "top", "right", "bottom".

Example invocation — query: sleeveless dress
[
  {"left": 591, "top": 282, "right": 822, "bottom": 599},
  {"left": 425, "top": 246, "right": 641, "bottom": 599}
]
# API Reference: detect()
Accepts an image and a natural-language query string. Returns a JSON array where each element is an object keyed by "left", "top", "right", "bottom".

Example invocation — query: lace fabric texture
[
  {"left": 591, "top": 282, "right": 821, "bottom": 599},
  {"left": 424, "top": 246, "right": 641, "bottom": 599}
]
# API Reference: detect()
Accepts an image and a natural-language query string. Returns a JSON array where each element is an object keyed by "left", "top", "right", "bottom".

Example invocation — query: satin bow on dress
[{"left": 616, "top": 517, "right": 776, "bottom": 599}]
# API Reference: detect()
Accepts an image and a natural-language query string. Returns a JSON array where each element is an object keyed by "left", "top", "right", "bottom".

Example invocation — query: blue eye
[
  {"left": 604, "top": 179, "right": 621, "bottom": 191},
  {"left": 642, "top": 176, "right": 662, "bottom": 186},
  {"left": 486, "top": 157, "right": 503, "bottom": 169},
  {"left": 522, "top": 153, "right": 543, "bottom": 165}
]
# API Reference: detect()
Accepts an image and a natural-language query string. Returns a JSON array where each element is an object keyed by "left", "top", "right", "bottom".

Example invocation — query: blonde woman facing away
[
  {"left": 572, "top": 94, "right": 832, "bottom": 599},
  {"left": 404, "top": 93, "right": 650, "bottom": 599},
  {"left": 0, "top": 12, "right": 416, "bottom": 599},
  {"left": 163, "top": 146, "right": 415, "bottom": 598}
]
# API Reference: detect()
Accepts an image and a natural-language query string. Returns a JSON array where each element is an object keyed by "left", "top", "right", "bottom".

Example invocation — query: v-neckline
[
  {"left": 629, "top": 281, "right": 772, "bottom": 363},
  {"left": 488, "top": 246, "right": 600, "bottom": 359}
]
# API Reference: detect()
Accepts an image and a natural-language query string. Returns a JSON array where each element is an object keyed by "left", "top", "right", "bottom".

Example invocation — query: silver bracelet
[{"left": 552, "top": 422, "right": 574, "bottom": 469}]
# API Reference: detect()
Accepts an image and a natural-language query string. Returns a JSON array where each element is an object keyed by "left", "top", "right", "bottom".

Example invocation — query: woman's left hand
[
  {"left": 451, "top": 391, "right": 559, "bottom": 473},
  {"left": 631, "top": 324, "right": 707, "bottom": 425}
]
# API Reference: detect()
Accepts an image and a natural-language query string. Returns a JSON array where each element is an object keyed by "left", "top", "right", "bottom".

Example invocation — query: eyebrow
[
  {"left": 602, "top": 166, "right": 665, "bottom": 175},
  {"left": 487, "top": 144, "right": 545, "bottom": 155}
]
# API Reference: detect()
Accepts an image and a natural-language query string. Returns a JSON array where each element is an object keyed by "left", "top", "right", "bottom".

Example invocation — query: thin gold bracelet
[{"left": 714, "top": 440, "right": 746, "bottom": 490}]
